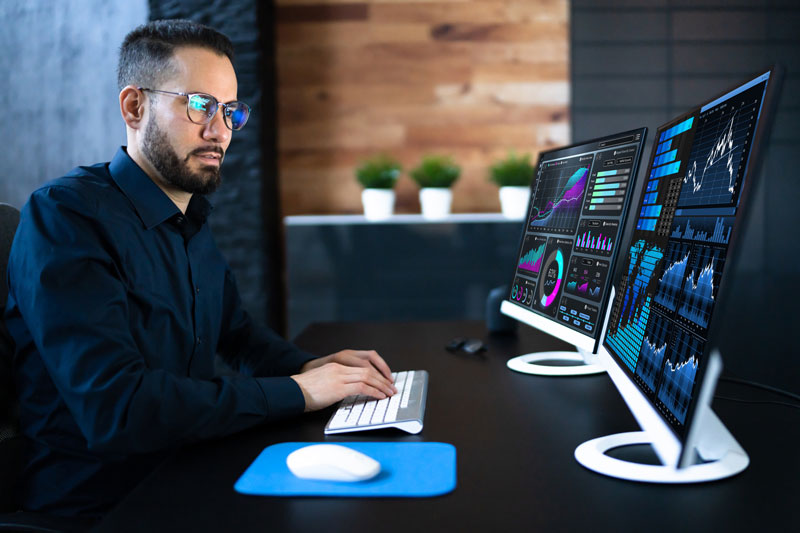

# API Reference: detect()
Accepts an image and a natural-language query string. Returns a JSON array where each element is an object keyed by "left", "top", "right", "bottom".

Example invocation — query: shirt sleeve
[
  {"left": 6, "top": 185, "right": 307, "bottom": 456},
  {"left": 216, "top": 266, "right": 318, "bottom": 378}
]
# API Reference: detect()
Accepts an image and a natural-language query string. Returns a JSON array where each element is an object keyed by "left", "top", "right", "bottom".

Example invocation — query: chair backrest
[
  {"left": 0, "top": 203, "right": 20, "bottom": 435},
  {"left": 0, "top": 203, "right": 22, "bottom": 512}
]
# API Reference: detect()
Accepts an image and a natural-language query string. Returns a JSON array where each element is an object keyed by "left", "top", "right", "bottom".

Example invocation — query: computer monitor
[
  {"left": 576, "top": 66, "right": 783, "bottom": 483},
  {"left": 500, "top": 129, "right": 647, "bottom": 376}
]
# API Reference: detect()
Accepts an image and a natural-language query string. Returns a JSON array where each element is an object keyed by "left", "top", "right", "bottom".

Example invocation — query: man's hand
[{"left": 291, "top": 350, "right": 397, "bottom": 412}]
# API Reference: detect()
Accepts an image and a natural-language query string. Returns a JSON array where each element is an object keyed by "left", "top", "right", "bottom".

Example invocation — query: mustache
[{"left": 186, "top": 146, "right": 225, "bottom": 159}]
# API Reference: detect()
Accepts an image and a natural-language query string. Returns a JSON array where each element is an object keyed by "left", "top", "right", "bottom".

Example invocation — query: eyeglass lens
[{"left": 186, "top": 94, "right": 249, "bottom": 131}]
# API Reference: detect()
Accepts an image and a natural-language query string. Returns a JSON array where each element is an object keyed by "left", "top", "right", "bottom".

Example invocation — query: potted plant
[
  {"left": 356, "top": 154, "right": 402, "bottom": 220},
  {"left": 490, "top": 152, "right": 534, "bottom": 219},
  {"left": 410, "top": 155, "right": 460, "bottom": 219}
]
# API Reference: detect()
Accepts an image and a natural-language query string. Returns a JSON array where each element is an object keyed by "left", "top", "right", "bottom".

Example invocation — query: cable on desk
[
  {"left": 719, "top": 376, "right": 800, "bottom": 404},
  {"left": 714, "top": 395, "right": 800, "bottom": 410}
]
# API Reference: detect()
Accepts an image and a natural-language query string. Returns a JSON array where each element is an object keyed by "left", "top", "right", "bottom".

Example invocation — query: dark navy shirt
[{"left": 4, "top": 147, "right": 317, "bottom": 517}]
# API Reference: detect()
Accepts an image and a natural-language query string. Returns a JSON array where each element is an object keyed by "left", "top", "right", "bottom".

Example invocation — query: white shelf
[{"left": 284, "top": 213, "right": 521, "bottom": 226}]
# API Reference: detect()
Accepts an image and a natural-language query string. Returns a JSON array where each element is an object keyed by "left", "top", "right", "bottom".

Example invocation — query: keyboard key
[
  {"left": 345, "top": 400, "right": 365, "bottom": 426},
  {"left": 373, "top": 396, "right": 389, "bottom": 423},
  {"left": 358, "top": 400, "right": 377, "bottom": 426},
  {"left": 400, "top": 370, "right": 415, "bottom": 408}
]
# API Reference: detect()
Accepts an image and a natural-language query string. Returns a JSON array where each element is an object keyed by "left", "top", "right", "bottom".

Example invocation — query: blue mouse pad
[{"left": 234, "top": 442, "right": 456, "bottom": 497}]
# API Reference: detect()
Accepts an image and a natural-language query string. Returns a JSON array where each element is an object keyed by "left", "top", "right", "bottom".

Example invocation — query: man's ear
[{"left": 120, "top": 85, "right": 146, "bottom": 129}]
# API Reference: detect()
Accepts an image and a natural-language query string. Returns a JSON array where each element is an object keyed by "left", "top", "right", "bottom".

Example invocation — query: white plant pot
[
  {"left": 419, "top": 188, "right": 453, "bottom": 220},
  {"left": 498, "top": 186, "right": 530, "bottom": 219},
  {"left": 361, "top": 188, "right": 395, "bottom": 221}
]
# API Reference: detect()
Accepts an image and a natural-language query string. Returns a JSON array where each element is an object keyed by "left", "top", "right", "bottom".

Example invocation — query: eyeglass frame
[{"left": 137, "top": 87, "right": 250, "bottom": 131}]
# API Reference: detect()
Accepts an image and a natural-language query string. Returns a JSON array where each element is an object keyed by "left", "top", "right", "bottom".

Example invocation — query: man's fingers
[
  {"left": 345, "top": 350, "right": 393, "bottom": 382},
  {"left": 340, "top": 365, "right": 396, "bottom": 396}
]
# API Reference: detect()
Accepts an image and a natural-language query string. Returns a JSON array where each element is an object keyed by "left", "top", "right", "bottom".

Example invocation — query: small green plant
[
  {"left": 355, "top": 155, "right": 402, "bottom": 189},
  {"left": 489, "top": 152, "right": 534, "bottom": 187},
  {"left": 410, "top": 155, "right": 460, "bottom": 188}
]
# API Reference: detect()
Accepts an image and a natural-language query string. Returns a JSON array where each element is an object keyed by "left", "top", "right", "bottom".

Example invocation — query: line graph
[
  {"left": 653, "top": 241, "right": 691, "bottom": 312},
  {"left": 530, "top": 157, "right": 590, "bottom": 234},
  {"left": 565, "top": 256, "right": 608, "bottom": 302},
  {"left": 678, "top": 95, "right": 760, "bottom": 208},
  {"left": 677, "top": 245, "right": 725, "bottom": 330},
  {"left": 636, "top": 312, "right": 671, "bottom": 393},
  {"left": 657, "top": 327, "right": 702, "bottom": 424}
]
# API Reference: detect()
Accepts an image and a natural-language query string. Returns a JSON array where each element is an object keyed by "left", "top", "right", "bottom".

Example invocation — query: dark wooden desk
[{"left": 96, "top": 321, "right": 800, "bottom": 532}]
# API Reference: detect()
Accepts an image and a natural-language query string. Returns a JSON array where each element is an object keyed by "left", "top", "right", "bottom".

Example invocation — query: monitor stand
[
  {"left": 506, "top": 347, "right": 605, "bottom": 376},
  {"left": 573, "top": 409, "right": 748, "bottom": 483},
  {"left": 574, "top": 350, "right": 748, "bottom": 483}
]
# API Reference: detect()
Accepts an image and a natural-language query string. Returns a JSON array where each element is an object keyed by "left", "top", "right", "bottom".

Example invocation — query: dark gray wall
[
  {"left": 0, "top": 0, "right": 148, "bottom": 208},
  {"left": 571, "top": 1, "right": 800, "bottom": 392}
]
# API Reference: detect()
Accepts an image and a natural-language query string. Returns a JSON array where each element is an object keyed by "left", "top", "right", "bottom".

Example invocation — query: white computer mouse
[{"left": 286, "top": 444, "right": 381, "bottom": 482}]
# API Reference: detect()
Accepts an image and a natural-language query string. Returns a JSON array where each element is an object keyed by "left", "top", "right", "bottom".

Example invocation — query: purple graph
[
  {"left": 576, "top": 231, "right": 613, "bottom": 253},
  {"left": 530, "top": 166, "right": 589, "bottom": 233}
]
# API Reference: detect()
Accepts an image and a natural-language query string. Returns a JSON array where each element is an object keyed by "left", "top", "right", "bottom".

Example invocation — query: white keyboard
[{"left": 324, "top": 370, "right": 428, "bottom": 434}]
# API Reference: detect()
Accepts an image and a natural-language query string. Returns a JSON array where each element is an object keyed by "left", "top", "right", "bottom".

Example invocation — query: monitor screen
[
  {"left": 602, "top": 69, "right": 780, "bottom": 440},
  {"left": 504, "top": 128, "right": 647, "bottom": 352}
]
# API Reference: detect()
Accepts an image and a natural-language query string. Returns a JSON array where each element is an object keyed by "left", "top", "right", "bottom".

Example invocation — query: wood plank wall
[{"left": 275, "top": 0, "right": 570, "bottom": 215}]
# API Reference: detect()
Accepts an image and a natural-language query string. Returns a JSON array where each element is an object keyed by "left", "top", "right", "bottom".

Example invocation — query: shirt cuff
[{"left": 254, "top": 376, "right": 307, "bottom": 419}]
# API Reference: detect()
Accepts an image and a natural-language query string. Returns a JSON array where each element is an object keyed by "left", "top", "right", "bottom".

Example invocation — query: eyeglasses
[{"left": 138, "top": 87, "right": 251, "bottom": 131}]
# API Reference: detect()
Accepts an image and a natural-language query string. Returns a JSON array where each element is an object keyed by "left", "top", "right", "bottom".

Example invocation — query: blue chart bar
[
  {"left": 670, "top": 216, "right": 733, "bottom": 244},
  {"left": 605, "top": 240, "right": 664, "bottom": 371},
  {"left": 653, "top": 149, "right": 677, "bottom": 167},
  {"left": 597, "top": 169, "right": 618, "bottom": 177},
  {"left": 640, "top": 205, "right": 662, "bottom": 218},
  {"left": 646, "top": 180, "right": 659, "bottom": 192},
  {"left": 651, "top": 161, "right": 681, "bottom": 179},
  {"left": 656, "top": 139, "right": 672, "bottom": 155},
  {"left": 636, "top": 218, "right": 658, "bottom": 231},
  {"left": 659, "top": 116, "right": 694, "bottom": 142}
]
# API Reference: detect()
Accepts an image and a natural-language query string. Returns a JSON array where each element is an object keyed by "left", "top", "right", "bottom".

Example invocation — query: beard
[{"left": 141, "top": 118, "right": 223, "bottom": 196}]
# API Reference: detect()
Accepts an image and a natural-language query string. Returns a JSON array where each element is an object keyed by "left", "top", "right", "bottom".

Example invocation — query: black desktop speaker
[{"left": 485, "top": 285, "right": 518, "bottom": 335}]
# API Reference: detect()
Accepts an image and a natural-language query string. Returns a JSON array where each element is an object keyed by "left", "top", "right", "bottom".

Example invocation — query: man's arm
[
  {"left": 7, "top": 186, "right": 304, "bottom": 455},
  {"left": 216, "top": 267, "right": 397, "bottom": 412}
]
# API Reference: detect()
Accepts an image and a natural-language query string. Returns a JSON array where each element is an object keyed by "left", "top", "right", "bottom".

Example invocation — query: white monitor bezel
[{"left": 500, "top": 299, "right": 598, "bottom": 354}]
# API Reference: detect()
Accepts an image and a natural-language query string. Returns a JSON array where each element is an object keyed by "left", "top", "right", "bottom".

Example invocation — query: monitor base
[
  {"left": 506, "top": 351, "right": 605, "bottom": 376},
  {"left": 574, "top": 431, "right": 749, "bottom": 483}
]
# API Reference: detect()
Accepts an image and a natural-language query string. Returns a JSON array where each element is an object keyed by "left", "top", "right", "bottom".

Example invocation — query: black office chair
[{"left": 0, "top": 203, "right": 75, "bottom": 532}]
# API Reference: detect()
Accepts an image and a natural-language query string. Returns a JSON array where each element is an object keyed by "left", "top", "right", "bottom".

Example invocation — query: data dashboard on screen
[
  {"left": 603, "top": 71, "right": 775, "bottom": 437},
  {"left": 508, "top": 129, "right": 646, "bottom": 347}
]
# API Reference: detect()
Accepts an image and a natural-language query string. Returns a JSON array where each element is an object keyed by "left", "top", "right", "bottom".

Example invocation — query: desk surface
[{"left": 97, "top": 321, "right": 800, "bottom": 532}]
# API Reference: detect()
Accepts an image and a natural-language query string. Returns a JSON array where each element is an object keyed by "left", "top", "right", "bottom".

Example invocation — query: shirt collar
[{"left": 109, "top": 147, "right": 213, "bottom": 230}]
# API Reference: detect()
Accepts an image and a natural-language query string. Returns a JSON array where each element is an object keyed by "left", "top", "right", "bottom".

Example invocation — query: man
[{"left": 4, "top": 19, "right": 396, "bottom": 518}]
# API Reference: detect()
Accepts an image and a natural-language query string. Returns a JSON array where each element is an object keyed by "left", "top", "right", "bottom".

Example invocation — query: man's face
[{"left": 140, "top": 46, "right": 237, "bottom": 195}]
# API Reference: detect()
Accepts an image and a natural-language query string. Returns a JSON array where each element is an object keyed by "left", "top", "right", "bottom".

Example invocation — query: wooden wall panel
[{"left": 276, "top": 0, "right": 570, "bottom": 215}]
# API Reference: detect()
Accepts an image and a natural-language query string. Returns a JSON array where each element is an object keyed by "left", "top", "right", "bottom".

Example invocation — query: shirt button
[
  {"left": 196, "top": 336, "right": 202, "bottom": 345},
  {"left": 195, "top": 286, "right": 200, "bottom": 294},
  {"left": 176, "top": 215, "right": 186, "bottom": 225}
]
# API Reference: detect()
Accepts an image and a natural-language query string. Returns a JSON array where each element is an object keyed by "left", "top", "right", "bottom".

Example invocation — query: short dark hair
[{"left": 117, "top": 19, "right": 235, "bottom": 91}]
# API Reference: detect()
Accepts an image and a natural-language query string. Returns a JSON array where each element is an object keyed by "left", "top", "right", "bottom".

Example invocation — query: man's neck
[{"left": 126, "top": 144, "right": 192, "bottom": 214}]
